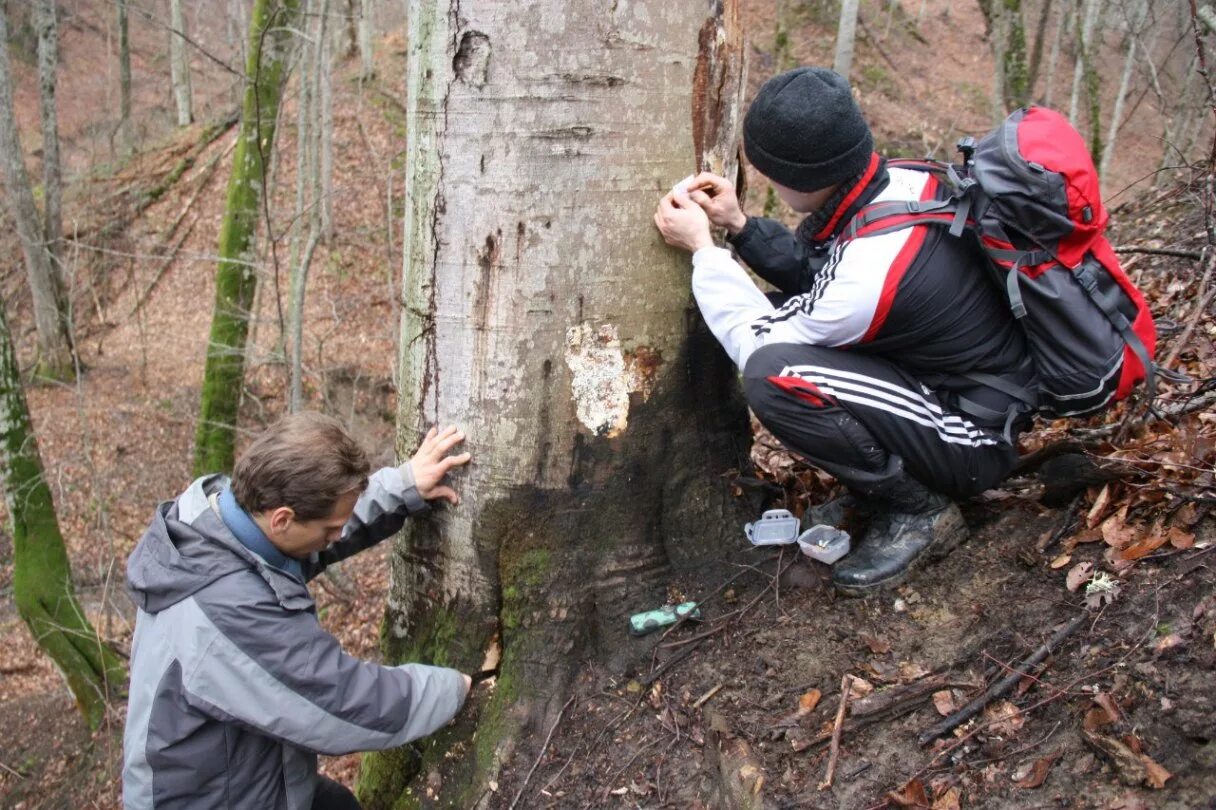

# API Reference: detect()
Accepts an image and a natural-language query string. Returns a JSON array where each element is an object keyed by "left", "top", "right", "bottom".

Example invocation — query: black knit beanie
[{"left": 743, "top": 67, "right": 873, "bottom": 192}]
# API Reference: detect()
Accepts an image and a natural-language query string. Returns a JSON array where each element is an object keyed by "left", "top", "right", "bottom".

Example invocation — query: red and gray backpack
[{"left": 844, "top": 106, "right": 1162, "bottom": 426}]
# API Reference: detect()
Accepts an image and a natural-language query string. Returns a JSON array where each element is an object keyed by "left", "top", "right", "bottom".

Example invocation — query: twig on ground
[
  {"left": 819, "top": 674, "right": 854, "bottom": 790},
  {"left": 917, "top": 612, "right": 1086, "bottom": 746},
  {"left": 1112, "top": 245, "right": 1203, "bottom": 260},
  {"left": 693, "top": 683, "right": 724, "bottom": 710},
  {"left": 951, "top": 721, "right": 1063, "bottom": 772},
  {"left": 508, "top": 694, "right": 576, "bottom": 810},
  {"left": 0, "top": 759, "right": 25, "bottom": 779}
]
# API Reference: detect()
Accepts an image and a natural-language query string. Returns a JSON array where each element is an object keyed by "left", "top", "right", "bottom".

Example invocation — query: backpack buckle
[{"left": 956, "top": 136, "right": 976, "bottom": 164}]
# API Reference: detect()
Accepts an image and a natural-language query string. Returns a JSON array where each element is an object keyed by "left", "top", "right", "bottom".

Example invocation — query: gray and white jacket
[{"left": 123, "top": 468, "right": 468, "bottom": 810}]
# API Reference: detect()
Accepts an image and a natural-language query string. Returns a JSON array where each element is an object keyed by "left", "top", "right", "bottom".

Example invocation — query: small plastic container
[
  {"left": 745, "top": 509, "right": 801, "bottom": 546},
  {"left": 797, "top": 524, "right": 851, "bottom": 564}
]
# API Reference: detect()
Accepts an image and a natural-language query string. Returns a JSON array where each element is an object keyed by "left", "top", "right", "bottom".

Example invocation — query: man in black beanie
[{"left": 654, "top": 67, "right": 1033, "bottom": 596}]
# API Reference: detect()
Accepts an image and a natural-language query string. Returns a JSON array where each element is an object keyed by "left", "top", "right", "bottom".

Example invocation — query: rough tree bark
[
  {"left": 835, "top": 0, "right": 861, "bottom": 78},
  {"left": 995, "top": 0, "right": 1030, "bottom": 112},
  {"left": 357, "top": 0, "right": 751, "bottom": 806},
  {"left": 169, "top": 0, "right": 194, "bottom": 126},
  {"left": 194, "top": 0, "right": 300, "bottom": 475},
  {"left": 1069, "top": 0, "right": 1103, "bottom": 124},
  {"left": 0, "top": 295, "right": 126, "bottom": 730},
  {"left": 1027, "top": 0, "right": 1054, "bottom": 96},
  {"left": 0, "top": 6, "right": 74, "bottom": 380},
  {"left": 35, "top": 0, "right": 63, "bottom": 271}
]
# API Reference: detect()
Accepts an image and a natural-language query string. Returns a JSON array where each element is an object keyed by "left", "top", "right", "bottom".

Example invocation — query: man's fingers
[
  {"left": 430, "top": 485, "right": 459, "bottom": 505},
  {"left": 433, "top": 429, "right": 466, "bottom": 457},
  {"left": 688, "top": 189, "right": 713, "bottom": 208},
  {"left": 692, "top": 171, "right": 728, "bottom": 192},
  {"left": 439, "top": 452, "right": 472, "bottom": 474}
]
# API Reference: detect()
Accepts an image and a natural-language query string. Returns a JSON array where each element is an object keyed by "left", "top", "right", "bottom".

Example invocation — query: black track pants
[{"left": 742, "top": 343, "right": 1018, "bottom": 500}]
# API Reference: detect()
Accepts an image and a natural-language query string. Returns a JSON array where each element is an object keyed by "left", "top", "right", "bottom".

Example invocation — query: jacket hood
[{"left": 127, "top": 475, "right": 312, "bottom": 613}]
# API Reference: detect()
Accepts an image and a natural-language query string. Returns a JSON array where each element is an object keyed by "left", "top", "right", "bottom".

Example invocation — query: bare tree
[
  {"left": 35, "top": 0, "right": 62, "bottom": 269},
  {"left": 195, "top": 0, "right": 301, "bottom": 474},
  {"left": 0, "top": 6, "right": 74, "bottom": 380},
  {"left": 169, "top": 0, "right": 194, "bottom": 126},
  {"left": 1100, "top": 0, "right": 1149, "bottom": 178},
  {"left": 357, "top": 0, "right": 374, "bottom": 79},
  {"left": 117, "top": 0, "right": 132, "bottom": 153},
  {"left": 357, "top": 0, "right": 749, "bottom": 804},
  {"left": 835, "top": 0, "right": 861, "bottom": 78}
]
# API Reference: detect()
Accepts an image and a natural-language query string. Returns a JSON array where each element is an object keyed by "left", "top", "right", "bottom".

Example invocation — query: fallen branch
[
  {"left": 819, "top": 674, "right": 854, "bottom": 791},
  {"left": 917, "top": 613, "right": 1086, "bottom": 746},
  {"left": 1112, "top": 245, "right": 1203, "bottom": 260}
]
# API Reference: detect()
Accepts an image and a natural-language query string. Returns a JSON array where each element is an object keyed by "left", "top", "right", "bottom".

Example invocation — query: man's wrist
[{"left": 725, "top": 213, "right": 748, "bottom": 236}]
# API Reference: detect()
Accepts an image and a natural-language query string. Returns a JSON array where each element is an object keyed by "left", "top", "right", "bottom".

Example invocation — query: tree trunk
[
  {"left": 0, "top": 7, "right": 74, "bottom": 380},
  {"left": 834, "top": 0, "right": 861, "bottom": 77},
  {"left": 1069, "top": 0, "right": 1102, "bottom": 125},
  {"left": 35, "top": 0, "right": 62, "bottom": 270},
  {"left": 117, "top": 0, "right": 132, "bottom": 154},
  {"left": 194, "top": 0, "right": 300, "bottom": 476},
  {"left": 288, "top": 0, "right": 328, "bottom": 411},
  {"left": 1042, "top": 0, "right": 1070, "bottom": 107},
  {"left": 357, "top": 0, "right": 751, "bottom": 806},
  {"left": 1027, "top": 0, "right": 1054, "bottom": 96},
  {"left": 0, "top": 296, "right": 125, "bottom": 730},
  {"left": 169, "top": 0, "right": 194, "bottom": 126},
  {"left": 999, "top": 0, "right": 1030, "bottom": 111},
  {"left": 318, "top": 8, "right": 334, "bottom": 241},
  {"left": 1099, "top": 0, "right": 1147, "bottom": 179},
  {"left": 358, "top": 0, "right": 374, "bottom": 79}
]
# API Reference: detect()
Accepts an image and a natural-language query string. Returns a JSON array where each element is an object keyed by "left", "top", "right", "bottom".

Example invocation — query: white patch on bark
[{"left": 564, "top": 322, "right": 654, "bottom": 437}]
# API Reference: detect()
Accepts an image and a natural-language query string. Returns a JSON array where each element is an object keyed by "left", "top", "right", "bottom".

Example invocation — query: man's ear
[{"left": 267, "top": 506, "right": 296, "bottom": 535}]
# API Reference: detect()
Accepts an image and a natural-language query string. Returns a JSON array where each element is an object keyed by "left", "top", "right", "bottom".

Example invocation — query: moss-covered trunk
[
  {"left": 0, "top": 297, "right": 125, "bottom": 730},
  {"left": 193, "top": 0, "right": 299, "bottom": 475},
  {"left": 359, "top": 1, "right": 749, "bottom": 806}
]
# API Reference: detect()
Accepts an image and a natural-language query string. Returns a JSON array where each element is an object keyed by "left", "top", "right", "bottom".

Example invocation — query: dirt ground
[{"left": 0, "top": 1, "right": 1213, "bottom": 808}]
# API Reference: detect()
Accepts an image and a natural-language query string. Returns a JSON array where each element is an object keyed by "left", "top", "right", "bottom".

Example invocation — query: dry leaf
[
  {"left": 1050, "top": 553, "right": 1073, "bottom": 569},
  {"left": 1093, "top": 693, "right": 1123, "bottom": 724},
  {"left": 1087, "top": 484, "right": 1112, "bottom": 527},
  {"left": 848, "top": 677, "right": 875, "bottom": 699},
  {"left": 796, "top": 689, "right": 822, "bottom": 717},
  {"left": 861, "top": 634, "right": 892, "bottom": 654},
  {"left": 1166, "top": 527, "right": 1195, "bottom": 549},
  {"left": 1083, "top": 706, "right": 1115, "bottom": 732},
  {"left": 984, "top": 700, "right": 1026, "bottom": 737},
  {"left": 1013, "top": 750, "right": 1060, "bottom": 788},
  {"left": 1066, "top": 561, "right": 1095, "bottom": 591},
  {"left": 1072, "top": 527, "right": 1103, "bottom": 544},
  {"left": 1101, "top": 513, "right": 1136, "bottom": 549},
  {"left": 1118, "top": 530, "right": 1168, "bottom": 561},
  {"left": 899, "top": 662, "right": 931, "bottom": 682},
  {"left": 931, "top": 786, "right": 961, "bottom": 810},
  {"left": 1141, "top": 754, "right": 1172, "bottom": 789},
  {"left": 887, "top": 777, "right": 930, "bottom": 807},
  {"left": 932, "top": 690, "right": 956, "bottom": 717}
]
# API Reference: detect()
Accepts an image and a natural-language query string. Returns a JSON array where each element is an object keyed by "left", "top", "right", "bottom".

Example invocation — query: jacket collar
[
  {"left": 218, "top": 488, "right": 304, "bottom": 582},
  {"left": 796, "top": 152, "right": 887, "bottom": 245}
]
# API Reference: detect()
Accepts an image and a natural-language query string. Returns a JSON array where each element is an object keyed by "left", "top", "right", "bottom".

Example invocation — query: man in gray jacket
[{"left": 123, "top": 413, "right": 473, "bottom": 809}]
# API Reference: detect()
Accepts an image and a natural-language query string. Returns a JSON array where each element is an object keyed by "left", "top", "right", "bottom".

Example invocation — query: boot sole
[{"left": 833, "top": 508, "right": 968, "bottom": 598}]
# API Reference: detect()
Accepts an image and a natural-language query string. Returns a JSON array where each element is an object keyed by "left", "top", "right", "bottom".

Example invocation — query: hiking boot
[
  {"left": 831, "top": 475, "right": 968, "bottom": 597},
  {"left": 802, "top": 490, "right": 878, "bottom": 537}
]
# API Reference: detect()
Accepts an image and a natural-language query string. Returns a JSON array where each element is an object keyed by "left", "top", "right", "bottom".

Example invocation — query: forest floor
[{"left": 0, "top": 1, "right": 1213, "bottom": 809}]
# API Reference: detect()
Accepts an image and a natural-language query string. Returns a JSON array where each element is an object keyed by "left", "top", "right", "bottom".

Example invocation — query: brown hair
[{"left": 231, "top": 413, "right": 371, "bottom": 520}]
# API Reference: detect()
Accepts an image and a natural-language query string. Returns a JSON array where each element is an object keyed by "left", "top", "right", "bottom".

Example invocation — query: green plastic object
[{"left": 628, "top": 602, "right": 701, "bottom": 636}]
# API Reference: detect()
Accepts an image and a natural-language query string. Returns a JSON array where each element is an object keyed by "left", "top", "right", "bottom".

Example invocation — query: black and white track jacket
[{"left": 690, "top": 153, "right": 1034, "bottom": 428}]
